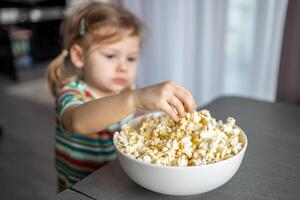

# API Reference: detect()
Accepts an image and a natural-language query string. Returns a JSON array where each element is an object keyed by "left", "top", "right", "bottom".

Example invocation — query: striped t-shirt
[{"left": 54, "top": 79, "right": 140, "bottom": 192}]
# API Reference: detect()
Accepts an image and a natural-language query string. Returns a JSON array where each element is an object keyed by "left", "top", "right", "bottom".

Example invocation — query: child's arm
[{"left": 62, "top": 81, "right": 196, "bottom": 134}]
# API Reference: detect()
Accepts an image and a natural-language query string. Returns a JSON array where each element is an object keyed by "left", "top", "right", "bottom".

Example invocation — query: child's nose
[{"left": 116, "top": 62, "right": 128, "bottom": 72}]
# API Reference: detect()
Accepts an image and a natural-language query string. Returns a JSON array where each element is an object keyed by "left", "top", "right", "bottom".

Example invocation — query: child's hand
[{"left": 132, "top": 81, "right": 196, "bottom": 121}]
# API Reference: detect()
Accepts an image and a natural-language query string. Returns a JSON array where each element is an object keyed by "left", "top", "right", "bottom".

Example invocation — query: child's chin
[{"left": 110, "top": 86, "right": 126, "bottom": 93}]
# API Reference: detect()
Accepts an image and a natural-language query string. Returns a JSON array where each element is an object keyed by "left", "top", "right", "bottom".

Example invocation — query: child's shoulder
[
  {"left": 55, "top": 79, "right": 90, "bottom": 101},
  {"left": 62, "top": 79, "right": 86, "bottom": 92}
]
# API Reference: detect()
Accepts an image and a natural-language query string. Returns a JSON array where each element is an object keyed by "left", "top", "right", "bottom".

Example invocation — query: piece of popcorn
[
  {"left": 142, "top": 155, "right": 152, "bottom": 163},
  {"left": 177, "top": 155, "right": 188, "bottom": 167}
]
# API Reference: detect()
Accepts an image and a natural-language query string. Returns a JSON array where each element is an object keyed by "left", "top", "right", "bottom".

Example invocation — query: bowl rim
[{"left": 113, "top": 112, "right": 248, "bottom": 170}]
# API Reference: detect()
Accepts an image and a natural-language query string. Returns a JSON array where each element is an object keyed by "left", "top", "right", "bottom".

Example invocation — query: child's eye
[
  {"left": 104, "top": 54, "right": 115, "bottom": 59},
  {"left": 128, "top": 57, "right": 137, "bottom": 62}
]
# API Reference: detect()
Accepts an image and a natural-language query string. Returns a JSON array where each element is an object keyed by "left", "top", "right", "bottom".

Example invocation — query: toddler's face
[{"left": 83, "top": 36, "right": 140, "bottom": 96}]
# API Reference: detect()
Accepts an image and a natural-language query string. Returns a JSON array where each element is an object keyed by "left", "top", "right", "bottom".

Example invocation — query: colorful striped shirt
[{"left": 54, "top": 79, "right": 141, "bottom": 192}]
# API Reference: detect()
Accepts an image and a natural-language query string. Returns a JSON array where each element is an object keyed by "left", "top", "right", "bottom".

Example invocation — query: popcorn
[
  {"left": 142, "top": 155, "right": 152, "bottom": 163},
  {"left": 115, "top": 110, "right": 244, "bottom": 167}
]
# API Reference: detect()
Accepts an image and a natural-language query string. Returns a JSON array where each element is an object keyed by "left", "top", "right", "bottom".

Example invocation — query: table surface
[{"left": 52, "top": 96, "right": 300, "bottom": 200}]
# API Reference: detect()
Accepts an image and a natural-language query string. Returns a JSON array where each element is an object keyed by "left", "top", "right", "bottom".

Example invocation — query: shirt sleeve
[{"left": 55, "top": 88, "right": 86, "bottom": 122}]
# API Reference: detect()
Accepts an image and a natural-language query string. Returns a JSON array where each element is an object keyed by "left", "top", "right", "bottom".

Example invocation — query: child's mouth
[{"left": 113, "top": 78, "right": 127, "bottom": 85}]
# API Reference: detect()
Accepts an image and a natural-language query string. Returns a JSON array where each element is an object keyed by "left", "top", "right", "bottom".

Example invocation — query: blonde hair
[{"left": 47, "top": 1, "right": 144, "bottom": 96}]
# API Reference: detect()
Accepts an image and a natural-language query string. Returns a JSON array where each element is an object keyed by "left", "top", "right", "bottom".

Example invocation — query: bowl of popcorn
[{"left": 114, "top": 110, "right": 247, "bottom": 196}]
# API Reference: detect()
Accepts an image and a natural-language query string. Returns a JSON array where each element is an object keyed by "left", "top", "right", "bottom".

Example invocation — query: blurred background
[{"left": 0, "top": 0, "right": 299, "bottom": 199}]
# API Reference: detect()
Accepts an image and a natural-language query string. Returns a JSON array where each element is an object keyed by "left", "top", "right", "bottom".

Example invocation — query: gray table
[
  {"left": 51, "top": 189, "right": 93, "bottom": 200},
  {"left": 52, "top": 97, "right": 300, "bottom": 200}
]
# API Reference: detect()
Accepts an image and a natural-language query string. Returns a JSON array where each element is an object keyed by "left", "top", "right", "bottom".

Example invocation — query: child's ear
[{"left": 70, "top": 44, "right": 84, "bottom": 69}]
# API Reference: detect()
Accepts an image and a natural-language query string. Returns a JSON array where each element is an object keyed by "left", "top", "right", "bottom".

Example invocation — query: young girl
[{"left": 47, "top": 2, "right": 196, "bottom": 192}]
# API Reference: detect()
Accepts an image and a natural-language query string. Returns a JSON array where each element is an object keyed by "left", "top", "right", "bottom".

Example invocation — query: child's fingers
[
  {"left": 167, "top": 96, "right": 185, "bottom": 118},
  {"left": 173, "top": 89, "right": 195, "bottom": 113},
  {"left": 161, "top": 101, "right": 179, "bottom": 121},
  {"left": 175, "top": 85, "right": 196, "bottom": 109}
]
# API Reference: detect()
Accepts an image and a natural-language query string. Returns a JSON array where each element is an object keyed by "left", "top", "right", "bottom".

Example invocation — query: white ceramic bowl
[{"left": 113, "top": 113, "right": 248, "bottom": 196}]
